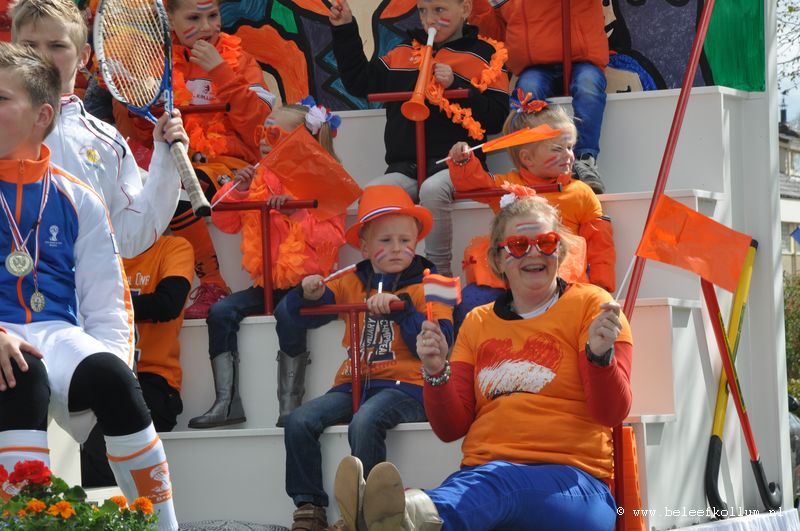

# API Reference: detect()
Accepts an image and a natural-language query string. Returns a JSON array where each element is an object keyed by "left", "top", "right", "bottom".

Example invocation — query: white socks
[
  {"left": 0, "top": 430, "right": 49, "bottom": 501},
  {"left": 105, "top": 424, "right": 178, "bottom": 531}
]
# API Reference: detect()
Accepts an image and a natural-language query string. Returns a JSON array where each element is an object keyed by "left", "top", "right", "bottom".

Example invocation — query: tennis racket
[{"left": 93, "top": 0, "right": 211, "bottom": 217}]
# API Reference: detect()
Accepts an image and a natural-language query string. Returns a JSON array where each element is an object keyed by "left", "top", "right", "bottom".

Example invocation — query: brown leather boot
[{"left": 292, "top": 503, "right": 329, "bottom": 531}]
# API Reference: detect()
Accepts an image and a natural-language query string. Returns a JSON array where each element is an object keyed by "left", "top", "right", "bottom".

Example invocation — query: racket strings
[{"left": 98, "top": 0, "right": 167, "bottom": 107}]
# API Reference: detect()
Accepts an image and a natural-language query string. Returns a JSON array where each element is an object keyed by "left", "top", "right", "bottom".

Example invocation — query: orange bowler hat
[{"left": 345, "top": 185, "right": 433, "bottom": 248}]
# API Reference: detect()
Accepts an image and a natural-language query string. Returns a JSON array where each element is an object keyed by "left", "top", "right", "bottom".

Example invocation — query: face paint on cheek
[
  {"left": 437, "top": 17, "right": 451, "bottom": 27},
  {"left": 214, "top": 21, "right": 221, "bottom": 31},
  {"left": 543, "top": 155, "right": 559, "bottom": 168},
  {"left": 404, "top": 245, "right": 416, "bottom": 258},
  {"left": 196, "top": 0, "right": 215, "bottom": 10},
  {"left": 182, "top": 25, "right": 199, "bottom": 40},
  {"left": 374, "top": 248, "right": 387, "bottom": 263}
]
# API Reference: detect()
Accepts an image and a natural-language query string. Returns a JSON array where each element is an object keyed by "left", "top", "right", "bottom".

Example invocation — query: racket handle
[{"left": 169, "top": 142, "right": 211, "bottom": 217}]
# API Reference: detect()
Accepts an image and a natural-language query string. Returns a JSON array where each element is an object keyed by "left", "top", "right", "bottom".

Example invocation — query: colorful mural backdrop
[
  {"left": 218, "top": 0, "right": 765, "bottom": 111},
  {"left": 0, "top": 0, "right": 765, "bottom": 108}
]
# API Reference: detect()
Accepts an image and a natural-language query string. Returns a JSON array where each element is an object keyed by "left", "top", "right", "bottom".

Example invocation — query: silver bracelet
[{"left": 422, "top": 360, "right": 451, "bottom": 386}]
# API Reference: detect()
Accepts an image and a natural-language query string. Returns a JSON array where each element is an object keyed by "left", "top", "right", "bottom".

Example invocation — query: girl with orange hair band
[{"left": 188, "top": 100, "right": 346, "bottom": 430}]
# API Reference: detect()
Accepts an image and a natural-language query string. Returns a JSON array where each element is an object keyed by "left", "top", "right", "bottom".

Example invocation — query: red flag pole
[
  {"left": 615, "top": 3, "right": 717, "bottom": 529},
  {"left": 214, "top": 199, "right": 317, "bottom": 315},
  {"left": 300, "top": 301, "right": 407, "bottom": 412}
]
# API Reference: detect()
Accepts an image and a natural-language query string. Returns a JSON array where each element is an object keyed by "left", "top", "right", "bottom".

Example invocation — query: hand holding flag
[{"left": 437, "top": 124, "right": 563, "bottom": 164}]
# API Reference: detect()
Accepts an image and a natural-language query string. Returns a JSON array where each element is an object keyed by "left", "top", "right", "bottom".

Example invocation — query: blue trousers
[
  {"left": 516, "top": 62, "right": 607, "bottom": 159},
  {"left": 206, "top": 286, "right": 305, "bottom": 358},
  {"left": 427, "top": 461, "right": 616, "bottom": 531},
  {"left": 284, "top": 388, "right": 426, "bottom": 507}
]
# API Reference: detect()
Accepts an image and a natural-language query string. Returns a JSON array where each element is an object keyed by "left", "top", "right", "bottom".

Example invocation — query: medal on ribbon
[{"left": 0, "top": 171, "right": 51, "bottom": 311}]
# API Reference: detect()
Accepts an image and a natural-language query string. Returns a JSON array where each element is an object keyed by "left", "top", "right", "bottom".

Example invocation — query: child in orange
[
  {"left": 470, "top": 0, "right": 609, "bottom": 193},
  {"left": 188, "top": 100, "right": 346, "bottom": 429},
  {"left": 114, "top": 0, "right": 276, "bottom": 319},
  {"left": 280, "top": 185, "right": 454, "bottom": 530},
  {"left": 448, "top": 94, "right": 615, "bottom": 323}
]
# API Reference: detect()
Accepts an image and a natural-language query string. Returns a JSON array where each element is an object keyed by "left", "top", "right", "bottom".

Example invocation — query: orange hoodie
[{"left": 469, "top": 0, "right": 609, "bottom": 75}]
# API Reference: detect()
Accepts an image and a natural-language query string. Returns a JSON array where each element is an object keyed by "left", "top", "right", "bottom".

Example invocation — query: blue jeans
[
  {"left": 428, "top": 461, "right": 616, "bottom": 531},
  {"left": 206, "top": 287, "right": 305, "bottom": 358},
  {"left": 284, "top": 388, "right": 426, "bottom": 507},
  {"left": 516, "top": 62, "right": 607, "bottom": 159}
]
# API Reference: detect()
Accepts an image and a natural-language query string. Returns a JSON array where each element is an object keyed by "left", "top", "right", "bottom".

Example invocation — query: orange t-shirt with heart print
[{"left": 451, "top": 283, "right": 632, "bottom": 478}]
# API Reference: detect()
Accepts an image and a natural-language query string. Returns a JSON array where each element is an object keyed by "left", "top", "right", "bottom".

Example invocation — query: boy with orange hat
[{"left": 279, "top": 185, "right": 455, "bottom": 530}]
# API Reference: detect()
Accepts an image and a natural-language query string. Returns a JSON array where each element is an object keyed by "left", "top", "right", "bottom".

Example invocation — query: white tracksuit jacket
[{"left": 46, "top": 95, "right": 180, "bottom": 258}]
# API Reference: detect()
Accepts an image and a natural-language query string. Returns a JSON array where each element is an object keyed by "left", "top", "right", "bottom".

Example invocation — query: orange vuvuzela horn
[{"left": 401, "top": 27, "right": 437, "bottom": 122}]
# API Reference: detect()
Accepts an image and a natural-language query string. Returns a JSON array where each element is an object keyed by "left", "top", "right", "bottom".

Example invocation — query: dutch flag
[{"left": 423, "top": 269, "right": 462, "bottom": 306}]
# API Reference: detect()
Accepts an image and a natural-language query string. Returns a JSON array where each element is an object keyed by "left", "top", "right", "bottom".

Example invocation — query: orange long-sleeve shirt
[{"left": 449, "top": 155, "right": 616, "bottom": 292}]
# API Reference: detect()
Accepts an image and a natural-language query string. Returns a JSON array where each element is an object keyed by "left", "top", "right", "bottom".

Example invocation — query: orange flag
[
  {"left": 635, "top": 195, "right": 752, "bottom": 292},
  {"left": 262, "top": 126, "right": 362, "bottom": 221},
  {"left": 482, "top": 124, "right": 562, "bottom": 153}
]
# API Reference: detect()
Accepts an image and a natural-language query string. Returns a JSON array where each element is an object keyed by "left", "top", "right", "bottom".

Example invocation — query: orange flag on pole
[
  {"left": 635, "top": 195, "right": 752, "bottom": 292},
  {"left": 262, "top": 126, "right": 362, "bottom": 221}
]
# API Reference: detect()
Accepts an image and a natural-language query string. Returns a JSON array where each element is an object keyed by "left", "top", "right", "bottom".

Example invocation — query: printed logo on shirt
[
  {"left": 185, "top": 78, "right": 215, "bottom": 105},
  {"left": 476, "top": 333, "right": 563, "bottom": 399},
  {"left": 44, "top": 225, "right": 62, "bottom": 248},
  {"left": 131, "top": 461, "right": 172, "bottom": 504},
  {"left": 79, "top": 146, "right": 102, "bottom": 169},
  {"left": 361, "top": 314, "right": 395, "bottom": 364}
]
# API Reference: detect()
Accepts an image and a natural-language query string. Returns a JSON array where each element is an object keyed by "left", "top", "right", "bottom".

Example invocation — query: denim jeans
[
  {"left": 516, "top": 62, "right": 607, "bottom": 159},
  {"left": 428, "top": 461, "right": 616, "bottom": 531},
  {"left": 206, "top": 286, "right": 304, "bottom": 358},
  {"left": 284, "top": 387, "right": 426, "bottom": 507},
  {"left": 366, "top": 169, "right": 455, "bottom": 276}
]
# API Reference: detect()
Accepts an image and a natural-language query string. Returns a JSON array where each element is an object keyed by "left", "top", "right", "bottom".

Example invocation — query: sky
[{"left": 785, "top": 86, "right": 800, "bottom": 123}]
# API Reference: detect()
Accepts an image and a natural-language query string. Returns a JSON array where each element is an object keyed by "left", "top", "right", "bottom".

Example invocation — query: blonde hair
[
  {"left": 0, "top": 42, "right": 61, "bottom": 137},
  {"left": 503, "top": 102, "right": 576, "bottom": 170},
  {"left": 487, "top": 195, "right": 573, "bottom": 280},
  {"left": 279, "top": 103, "right": 340, "bottom": 161},
  {"left": 10, "top": 0, "right": 88, "bottom": 53}
]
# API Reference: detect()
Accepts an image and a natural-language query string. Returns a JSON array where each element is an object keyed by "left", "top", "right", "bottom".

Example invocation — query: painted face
[
  {"left": 169, "top": 0, "right": 222, "bottom": 48},
  {"left": 360, "top": 214, "right": 419, "bottom": 274},
  {"left": 259, "top": 110, "right": 302, "bottom": 157},
  {"left": 15, "top": 20, "right": 89, "bottom": 95},
  {"left": 496, "top": 213, "right": 559, "bottom": 299},
  {"left": 520, "top": 127, "right": 576, "bottom": 179},
  {"left": 0, "top": 69, "right": 48, "bottom": 160},
  {"left": 416, "top": 0, "right": 471, "bottom": 45}
]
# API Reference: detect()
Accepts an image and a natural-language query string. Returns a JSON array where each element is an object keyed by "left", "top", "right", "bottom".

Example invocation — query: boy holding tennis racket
[
  {"left": 10, "top": 0, "right": 189, "bottom": 260},
  {"left": 0, "top": 42, "right": 179, "bottom": 530}
]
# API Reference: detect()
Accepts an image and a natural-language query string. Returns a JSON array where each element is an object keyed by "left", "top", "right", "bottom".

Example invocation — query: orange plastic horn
[{"left": 401, "top": 27, "right": 437, "bottom": 122}]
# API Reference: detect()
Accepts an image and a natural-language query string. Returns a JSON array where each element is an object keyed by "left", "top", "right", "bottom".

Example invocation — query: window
[
  {"left": 793, "top": 151, "right": 800, "bottom": 176},
  {"left": 784, "top": 223, "right": 797, "bottom": 254}
]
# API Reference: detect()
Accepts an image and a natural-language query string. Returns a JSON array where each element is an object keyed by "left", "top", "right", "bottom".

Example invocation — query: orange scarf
[
  {"left": 173, "top": 33, "right": 243, "bottom": 159},
  {"left": 412, "top": 36, "right": 508, "bottom": 140}
]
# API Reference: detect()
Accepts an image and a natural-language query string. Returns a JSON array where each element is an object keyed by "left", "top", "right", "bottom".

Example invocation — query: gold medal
[
  {"left": 5, "top": 250, "right": 33, "bottom": 277},
  {"left": 30, "top": 291, "right": 45, "bottom": 313}
]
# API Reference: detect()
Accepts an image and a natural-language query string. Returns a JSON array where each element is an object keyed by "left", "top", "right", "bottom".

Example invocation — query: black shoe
[{"left": 572, "top": 154, "right": 605, "bottom": 194}]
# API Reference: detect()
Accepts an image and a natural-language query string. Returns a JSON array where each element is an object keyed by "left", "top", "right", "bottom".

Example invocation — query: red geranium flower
[
  {"left": 0, "top": 464, "right": 8, "bottom": 484},
  {"left": 9, "top": 460, "right": 52, "bottom": 486}
]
